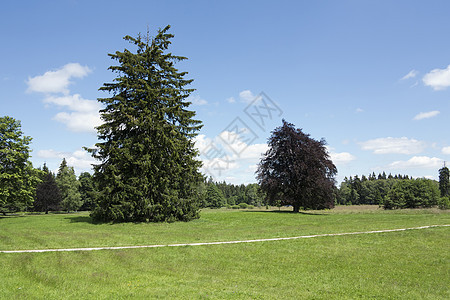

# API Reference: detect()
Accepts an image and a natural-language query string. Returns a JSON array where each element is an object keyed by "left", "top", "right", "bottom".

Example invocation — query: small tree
[
  {"left": 78, "top": 172, "right": 95, "bottom": 211},
  {"left": 0, "top": 116, "right": 40, "bottom": 214},
  {"left": 257, "top": 120, "right": 337, "bottom": 212},
  {"left": 56, "top": 159, "right": 83, "bottom": 212},
  {"left": 205, "top": 184, "right": 226, "bottom": 208},
  {"left": 439, "top": 165, "right": 449, "bottom": 197},
  {"left": 34, "top": 164, "right": 61, "bottom": 213}
]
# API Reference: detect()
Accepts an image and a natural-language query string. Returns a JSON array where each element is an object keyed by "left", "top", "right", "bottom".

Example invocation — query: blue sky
[{"left": 1, "top": 0, "right": 449, "bottom": 184}]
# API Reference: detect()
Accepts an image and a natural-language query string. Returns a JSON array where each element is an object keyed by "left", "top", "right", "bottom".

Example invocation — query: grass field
[{"left": 1, "top": 206, "right": 449, "bottom": 299}]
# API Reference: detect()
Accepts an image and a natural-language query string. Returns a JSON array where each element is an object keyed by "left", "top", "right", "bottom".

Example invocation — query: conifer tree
[
  {"left": 88, "top": 25, "right": 203, "bottom": 222},
  {"left": 78, "top": 172, "right": 95, "bottom": 211},
  {"left": 34, "top": 164, "right": 61, "bottom": 214},
  {"left": 56, "top": 159, "right": 82, "bottom": 212},
  {"left": 205, "top": 184, "right": 225, "bottom": 208},
  {"left": 439, "top": 165, "right": 449, "bottom": 197}
]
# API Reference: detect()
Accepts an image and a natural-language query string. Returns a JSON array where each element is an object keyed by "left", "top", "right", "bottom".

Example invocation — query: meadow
[{"left": 1, "top": 206, "right": 449, "bottom": 299}]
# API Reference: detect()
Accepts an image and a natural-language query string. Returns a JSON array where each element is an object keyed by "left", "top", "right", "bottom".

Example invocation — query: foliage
[
  {"left": 438, "top": 166, "right": 449, "bottom": 197},
  {"left": 56, "top": 159, "right": 83, "bottom": 212},
  {"left": 238, "top": 202, "right": 248, "bottom": 209},
  {"left": 438, "top": 196, "right": 450, "bottom": 209},
  {"left": 201, "top": 179, "right": 265, "bottom": 207},
  {"left": 78, "top": 172, "right": 95, "bottom": 211},
  {"left": 205, "top": 184, "right": 226, "bottom": 208},
  {"left": 338, "top": 174, "right": 416, "bottom": 206},
  {"left": 0, "top": 116, "right": 40, "bottom": 213},
  {"left": 33, "top": 164, "right": 61, "bottom": 213},
  {"left": 383, "top": 178, "right": 439, "bottom": 209},
  {"left": 88, "top": 26, "right": 203, "bottom": 222},
  {"left": 257, "top": 120, "right": 337, "bottom": 212}
]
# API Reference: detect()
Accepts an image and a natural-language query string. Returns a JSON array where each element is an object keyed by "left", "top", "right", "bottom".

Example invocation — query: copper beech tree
[{"left": 257, "top": 120, "right": 337, "bottom": 212}]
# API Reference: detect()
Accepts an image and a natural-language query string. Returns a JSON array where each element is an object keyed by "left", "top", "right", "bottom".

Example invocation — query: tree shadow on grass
[
  {"left": 241, "top": 210, "right": 328, "bottom": 216},
  {"left": 65, "top": 215, "right": 104, "bottom": 225},
  {"left": 0, "top": 214, "right": 26, "bottom": 219}
]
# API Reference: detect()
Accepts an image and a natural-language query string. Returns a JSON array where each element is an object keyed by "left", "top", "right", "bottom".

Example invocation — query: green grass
[{"left": 1, "top": 206, "right": 449, "bottom": 299}]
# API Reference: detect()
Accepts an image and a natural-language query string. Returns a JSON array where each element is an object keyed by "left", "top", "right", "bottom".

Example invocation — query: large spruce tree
[
  {"left": 89, "top": 25, "right": 203, "bottom": 222},
  {"left": 257, "top": 120, "right": 337, "bottom": 212}
]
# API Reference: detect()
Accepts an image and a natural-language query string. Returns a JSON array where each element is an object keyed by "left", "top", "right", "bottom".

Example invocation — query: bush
[
  {"left": 238, "top": 203, "right": 248, "bottom": 209},
  {"left": 247, "top": 205, "right": 254, "bottom": 209},
  {"left": 231, "top": 205, "right": 240, "bottom": 209},
  {"left": 438, "top": 196, "right": 450, "bottom": 209}
]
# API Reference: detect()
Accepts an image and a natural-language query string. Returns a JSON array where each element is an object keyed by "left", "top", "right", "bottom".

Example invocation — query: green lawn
[{"left": 1, "top": 206, "right": 449, "bottom": 299}]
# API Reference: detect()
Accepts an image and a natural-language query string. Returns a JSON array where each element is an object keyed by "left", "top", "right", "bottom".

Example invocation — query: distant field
[{"left": 1, "top": 206, "right": 449, "bottom": 299}]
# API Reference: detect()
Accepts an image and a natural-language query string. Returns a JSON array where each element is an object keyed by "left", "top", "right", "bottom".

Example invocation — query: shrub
[
  {"left": 231, "top": 205, "right": 240, "bottom": 209},
  {"left": 438, "top": 196, "right": 450, "bottom": 209},
  {"left": 247, "top": 205, "right": 254, "bottom": 209},
  {"left": 238, "top": 203, "right": 248, "bottom": 209}
]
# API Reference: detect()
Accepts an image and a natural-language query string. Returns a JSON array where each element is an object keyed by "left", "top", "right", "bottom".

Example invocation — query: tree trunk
[{"left": 293, "top": 204, "right": 300, "bottom": 213}]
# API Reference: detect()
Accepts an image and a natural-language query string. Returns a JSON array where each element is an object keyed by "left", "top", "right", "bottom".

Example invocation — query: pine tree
[
  {"left": 0, "top": 116, "right": 40, "bottom": 214},
  {"left": 257, "top": 120, "right": 337, "bottom": 212},
  {"left": 88, "top": 25, "right": 203, "bottom": 222},
  {"left": 78, "top": 172, "right": 95, "bottom": 211},
  {"left": 205, "top": 184, "right": 225, "bottom": 208},
  {"left": 34, "top": 164, "right": 61, "bottom": 213},
  {"left": 439, "top": 165, "right": 449, "bottom": 197},
  {"left": 56, "top": 159, "right": 82, "bottom": 212}
]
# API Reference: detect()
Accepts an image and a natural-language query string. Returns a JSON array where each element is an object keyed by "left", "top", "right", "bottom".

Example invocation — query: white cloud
[
  {"left": 442, "top": 146, "right": 450, "bottom": 155},
  {"left": 44, "top": 94, "right": 101, "bottom": 113},
  {"left": 359, "top": 137, "right": 426, "bottom": 155},
  {"left": 239, "top": 90, "right": 261, "bottom": 104},
  {"left": 53, "top": 111, "right": 102, "bottom": 133},
  {"left": 37, "top": 148, "right": 96, "bottom": 171},
  {"left": 326, "top": 146, "right": 356, "bottom": 164},
  {"left": 423, "top": 64, "right": 450, "bottom": 90},
  {"left": 388, "top": 156, "right": 442, "bottom": 169},
  {"left": 27, "top": 63, "right": 91, "bottom": 94},
  {"left": 226, "top": 97, "right": 236, "bottom": 103},
  {"left": 330, "top": 152, "right": 356, "bottom": 164},
  {"left": 195, "top": 131, "right": 268, "bottom": 183},
  {"left": 355, "top": 108, "right": 364, "bottom": 113},
  {"left": 401, "top": 69, "right": 418, "bottom": 80},
  {"left": 413, "top": 110, "right": 440, "bottom": 120},
  {"left": 27, "top": 63, "right": 101, "bottom": 133},
  {"left": 188, "top": 95, "right": 208, "bottom": 106}
]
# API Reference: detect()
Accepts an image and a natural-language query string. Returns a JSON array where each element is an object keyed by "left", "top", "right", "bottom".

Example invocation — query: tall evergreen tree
[
  {"left": 34, "top": 164, "right": 61, "bottom": 214},
  {"left": 78, "top": 172, "right": 95, "bottom": 211},
  {"left": 257, "top": 120, "right": 337, "bottom": 212},
  {"left": 56, "top": 159, "right": 82, "bottom": 212},
  {"left": 439, "top": 165, "right": 449, "bottom": 197},
  {"left": 0, "top": 116, "right": 40, "bottom": 214},
  {"left": 205, "top": 184, "right": 225, "bottom": 208},
  {"left": 88, "top": 25, "right": 203, "bottom": 222}
]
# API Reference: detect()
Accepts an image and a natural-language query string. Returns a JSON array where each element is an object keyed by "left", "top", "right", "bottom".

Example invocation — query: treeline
[
  {"left": 32, "top": 159, "right": 96, "bottom": 213},
  {"left": 337, "top": 172, "right": 448, "bottom": 209},
  {"left": 199, "top": 178, "right": 266, "bottom": 209}
]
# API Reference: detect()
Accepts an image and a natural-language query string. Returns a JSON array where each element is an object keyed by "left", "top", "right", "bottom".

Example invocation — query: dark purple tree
[{"left": 257, "top": 120, "right": 337, "bottom": 212}]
